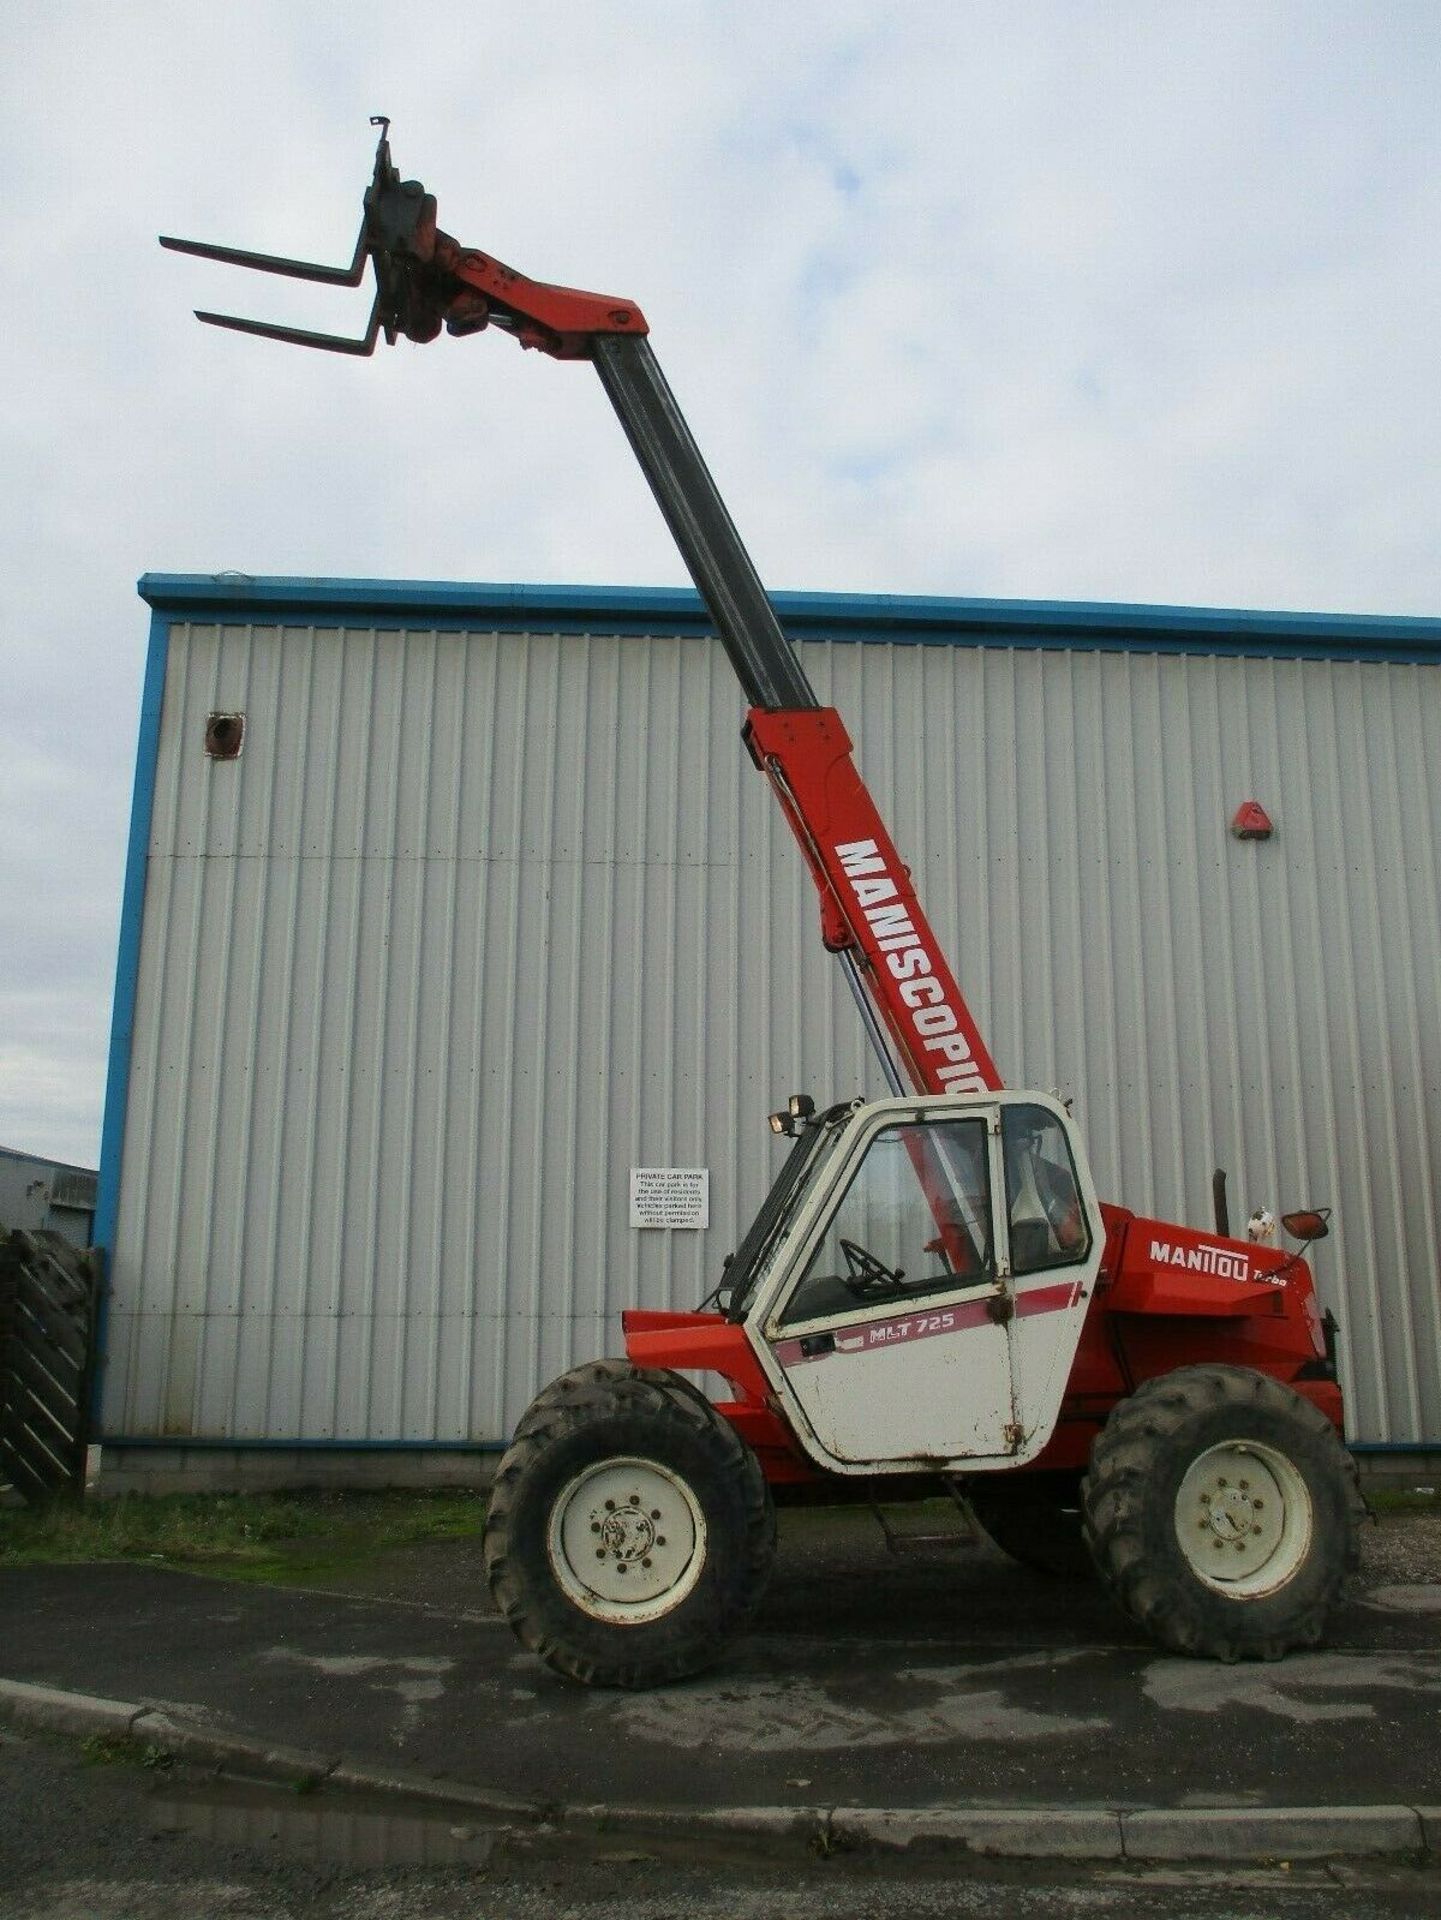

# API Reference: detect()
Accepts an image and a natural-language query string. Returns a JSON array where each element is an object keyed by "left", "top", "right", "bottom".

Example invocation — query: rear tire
[
  {"left": 968, "top": 1471, "right": 1094, "bottom": 1579},
  {"left": 1081, "top": 1365, "right": 1361, "bottom": 1661},
  {"left": 484, "top": 1361, "right": 776, "bottom": 1688}
]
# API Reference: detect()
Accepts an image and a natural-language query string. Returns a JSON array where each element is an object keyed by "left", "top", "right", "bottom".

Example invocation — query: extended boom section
[
  {"left": 163, "top": 122, "right": 991, "bottom": 1097},
  {"left": 744, "top": 707, "right": 999, "bottom": 1094},
  {"left": 588, "top": 331, "right": 1000, "bottom": 1094}
]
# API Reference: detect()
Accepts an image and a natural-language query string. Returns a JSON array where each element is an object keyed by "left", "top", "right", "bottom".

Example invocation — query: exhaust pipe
[{"left": 1212, "top": 1167, "right": 1230, "bottom": 1239}]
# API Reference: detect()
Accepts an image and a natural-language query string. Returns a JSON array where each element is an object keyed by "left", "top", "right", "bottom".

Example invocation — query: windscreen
[{"left": 779, "top": 1118, "right": 993, "bottom": 1327}]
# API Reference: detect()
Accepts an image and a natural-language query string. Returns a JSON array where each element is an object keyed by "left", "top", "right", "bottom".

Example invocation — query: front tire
[
  {"left": 1081, "top": 1365, "right": 1362, "bottom": 1661},
  {"left": 483, "top": 1362, "right": 776, "bottom": 1687}
]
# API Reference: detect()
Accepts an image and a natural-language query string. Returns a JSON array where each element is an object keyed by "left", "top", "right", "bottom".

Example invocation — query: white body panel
[{"left": 775, "top": 1308, "right": 1017, "bottom": 1464}]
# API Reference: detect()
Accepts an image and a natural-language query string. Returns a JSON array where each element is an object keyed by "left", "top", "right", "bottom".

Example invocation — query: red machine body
[{"left": 623, "top": 1201, "right": 1338, "bottom": 1489}]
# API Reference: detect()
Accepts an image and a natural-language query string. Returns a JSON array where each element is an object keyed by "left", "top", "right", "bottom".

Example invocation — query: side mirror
[{"left": 1281, "top": 1207, "right": 1331, "bottom": 1243}]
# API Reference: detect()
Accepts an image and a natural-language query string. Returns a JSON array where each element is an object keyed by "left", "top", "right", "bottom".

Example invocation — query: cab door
[{"left": 758, "top": 1106, "right": 1020, "bottom": 1468}]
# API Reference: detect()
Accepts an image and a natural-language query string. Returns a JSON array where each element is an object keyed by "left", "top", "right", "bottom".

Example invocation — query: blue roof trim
[{"left": 138, "top": 574, "right": 1441, "bottom": 665}]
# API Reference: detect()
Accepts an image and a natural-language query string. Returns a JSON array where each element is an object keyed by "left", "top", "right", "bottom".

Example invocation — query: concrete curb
[{"left": 1, "top": 1677, "right": 1436, "bottom": 1864}]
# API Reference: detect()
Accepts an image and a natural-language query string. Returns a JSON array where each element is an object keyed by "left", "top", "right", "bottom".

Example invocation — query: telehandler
[{"left": 164, "top": 122, "right": 1362, "bottom": 1687}]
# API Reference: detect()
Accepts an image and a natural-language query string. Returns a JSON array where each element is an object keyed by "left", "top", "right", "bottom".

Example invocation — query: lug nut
[
  {"left": 642, "top": 1558, "right": 652, "bottom": 1569},
  {"left": 651, "top": 1509, "right": 662, "bottom": 1520},
  {"left": 656, "top": 1536, "right": 666, "bottom": 1547},
  {"left": 605, "top": 1499, "right": 616, "bottom": 1511}
]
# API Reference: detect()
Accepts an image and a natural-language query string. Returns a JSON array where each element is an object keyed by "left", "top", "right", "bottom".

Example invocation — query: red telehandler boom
[{"left": 165, "top": 122, "right": 1363, "bottom": 1686}]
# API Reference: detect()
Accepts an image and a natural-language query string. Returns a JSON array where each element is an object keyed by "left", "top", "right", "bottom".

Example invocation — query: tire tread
[
  {"left": 1081, "top": 1364, "right": 1362, "bottom": 1662},
  {"left": 484, "top": 1360, "right": 775, "bottom": 1688}
]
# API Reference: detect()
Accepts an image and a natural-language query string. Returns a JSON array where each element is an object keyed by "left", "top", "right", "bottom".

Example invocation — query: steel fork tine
[
  {"left": 159, "top": 228, "right": 369, "bottom": 288},
  {"left": 193, "top": 291, "right": 382, "bottom": 356}
]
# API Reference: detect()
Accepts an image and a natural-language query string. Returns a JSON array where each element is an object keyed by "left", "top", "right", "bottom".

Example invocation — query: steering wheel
[{"left": 839, "top": 1236, "right": 905, "bottom": 1300}]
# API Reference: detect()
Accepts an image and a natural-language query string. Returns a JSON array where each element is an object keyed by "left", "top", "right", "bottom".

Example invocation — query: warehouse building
[
  {"left": 95, "top": 575, "right": 1441, "bottom": 1488},
  {"left": 0, "top": 1147, "right": 98, "bottom": 1247}
]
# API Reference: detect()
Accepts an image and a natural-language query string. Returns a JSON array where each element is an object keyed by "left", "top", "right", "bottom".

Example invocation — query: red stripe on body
[{"left": 774, "top": 1276, "right": 1082, "bottom": 1368}]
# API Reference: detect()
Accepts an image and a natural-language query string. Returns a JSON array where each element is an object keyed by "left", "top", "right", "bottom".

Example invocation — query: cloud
[{"left": 3, "top": 3, "right": 1440, "bottom": 1162}]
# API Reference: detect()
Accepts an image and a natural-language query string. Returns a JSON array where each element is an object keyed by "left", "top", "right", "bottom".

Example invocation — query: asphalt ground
[
  {"left": 4, "top": 1725, "right": 1439, "bottom": 1920},
  {"left": 2, "top": 1503, "right": 1440, "bottom": 1842}
]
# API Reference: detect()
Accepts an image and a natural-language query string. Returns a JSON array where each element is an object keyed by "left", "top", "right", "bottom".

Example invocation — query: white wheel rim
[
  {"left": 547, "top": 1456, "right": 707, "bottom": 1624},
  {"left": 1174, "top": 1440, "right": 1313, "bottom": 1596}
]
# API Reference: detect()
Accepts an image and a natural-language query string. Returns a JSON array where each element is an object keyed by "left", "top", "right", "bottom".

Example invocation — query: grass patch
[
  {"left": 1367, "top": 1486, "right": 1441, "bottom": 1514},
  {"left": 81, "top": 1730, "right": 173, "bottom": 1771},
  {"left": 0, "top": 1489, "right": 486, "bottom": 1586}
]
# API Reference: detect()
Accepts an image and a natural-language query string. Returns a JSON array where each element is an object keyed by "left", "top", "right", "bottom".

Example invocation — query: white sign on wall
[{"left": 630, "top": 1167, "right": 710, "bottom": 1230}]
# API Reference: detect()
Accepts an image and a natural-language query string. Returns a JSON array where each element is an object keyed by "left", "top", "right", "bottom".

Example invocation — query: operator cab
[{"left": 733, "top": 1090, "right": 1102, "bottom": 1475}]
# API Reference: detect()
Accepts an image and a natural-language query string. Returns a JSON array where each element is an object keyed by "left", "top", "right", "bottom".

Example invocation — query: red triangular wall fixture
[{"left": 1231, "top": 800, "right": 1274, "bottom": 840}]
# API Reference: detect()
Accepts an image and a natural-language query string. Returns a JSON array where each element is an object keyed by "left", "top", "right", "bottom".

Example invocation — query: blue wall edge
[{"left": 92, "top": 608, "right": 171, "bottom": 1428}]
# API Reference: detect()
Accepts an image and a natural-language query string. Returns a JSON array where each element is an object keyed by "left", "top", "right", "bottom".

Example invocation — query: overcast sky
[{"left": 4, "top": 2, "right": 1440, "bottom": 1168}]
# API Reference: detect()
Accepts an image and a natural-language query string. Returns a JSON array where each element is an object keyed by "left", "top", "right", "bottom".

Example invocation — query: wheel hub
[
  {"left": 1203, "top": 1482, "right": 1260, "bottom": 1543},
  {"left": 547, "top": 1456, "right": 706, "bottom": 1624},
  {"left": 598, "top": 1502, "right": 657, "bottom": 1564},
  {"left": 1174, "top": 1440, "right": 1313, "bottom": 1596}
]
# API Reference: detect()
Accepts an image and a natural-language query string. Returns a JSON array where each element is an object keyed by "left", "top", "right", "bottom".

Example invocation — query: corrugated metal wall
[{"left": 106, "top": 616, "right": 1441, "bottom": 1447}]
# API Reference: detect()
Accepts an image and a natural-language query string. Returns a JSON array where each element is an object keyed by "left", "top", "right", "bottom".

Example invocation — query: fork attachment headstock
[{"left": 160, "top": 118, "right": 647, "bottom": 360}]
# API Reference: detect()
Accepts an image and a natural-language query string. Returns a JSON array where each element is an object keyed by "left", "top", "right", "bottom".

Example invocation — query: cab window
[
  {"left": 1001, "top": 1104, "right": 1090, "bottom": 1274},
  {"left": 779, "top": 1119, "right": 993, "bottom": 1327}
]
